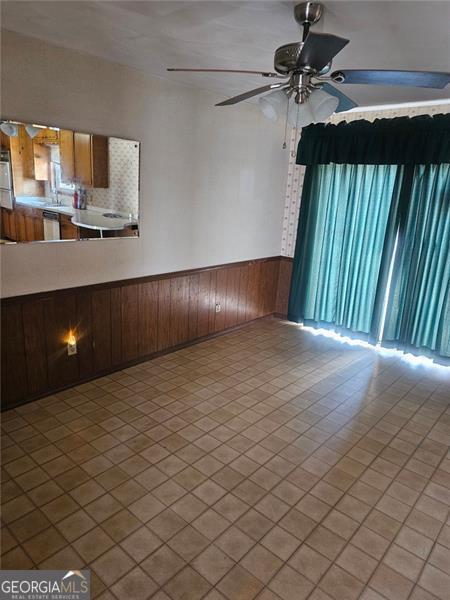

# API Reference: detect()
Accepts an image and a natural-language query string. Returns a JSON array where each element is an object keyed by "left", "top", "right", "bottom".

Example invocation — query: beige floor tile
[
  {"left": 129, "top": 492, "right": 166, "bottom": 523},
  {"left": 56, "top": 509, "right": 96, "bottom": 543},
  {"left": 305, "top": 525, "right": 346, "bottom": 561},
  {"left": 120, "top": 525, "right": 163, "bottom": 562},
  {"left": 289, "top": 543, "right": 331, "bottom": 583},
  {"left": 148, "top": 508, "right": 188, "bottom": 541},
  {"left": 217, "top": 564, "right": 264, "bottom": 600},
  {"left": 191, "top": 544, "right": 234, "bottom": 584},
  {"left": 428, "top": 543, "right": 450, "bottom": 575},
  {"left": 1, "top": 546, "right": 34, "bottom": 569},
  {"left": 167, "top": 525, "right": 209, "bottom": 562},
  {"left": 268, "top": 564, "right": 314, "bottom": 600},
  {"left": 192, "top": 509, "right": 229, "bottom": 541},
  {"left": 383, "top": 543, "right": 424, "bottom": 581},
  {"left": 165, "top": 565, "right": 211, "bottom": 600},
  {"left": 192, "top": 480, "right": 227, "bottom": 505},
  {"left": 241, "top": 543, "right": 283, "bottom": 584},
  {"left": 320, "top": 564, "right": 365, "bottom": 600},
  {"left": 72, "top": 526, "right": 115, "bottom": 562},
  {"left": 92, "top": 546, "right": 135, "bottom": 586},
  {"left": 3, "top": 320, "right": 450, "bottom": 599},
  {"left": 23, "top": 526, "right": 67, "bottom": 563},
  {"left": 85, "top": 493, "right": 122, "bottom": 523},
  {"left": 336, "top": 544, "right": 378, "bottom": 583},
  {"left": 142, "top": 544, "right": 185, "bottom": 585},
  {"left": 235, "top": 509, "right": 273, "bottom": 541},
  {"left": 110, "top": 566, "right": 158, "bottom": 600},
  {"left": 351, "top": 526, "right": 391, "bottom": 560},
  {"left": 279, "top": 508, "right": 316, "bottom": 541},
  {"left": 261, "top": 525, "right": 300, "bottom": 561},
  {"left": 419, "top": 564, "right": 450, "bottom": 600},
  {"left": 8, "top": 509, "right": 51, "bottom": 543},
  {"left": 171, "top": 493, "right": 208, "bottom": 522},
  {"left": 369, "top": 564, "right": 415, "bottom": 600},
  {"left": 214, "top": 493, "right": 249, "bottom": 522},
  {"left": 216, "top": 526, "right": 255, "bottom": 561},
  {"left": 101, "top": 508, "right": 141, "bottom": 542}
]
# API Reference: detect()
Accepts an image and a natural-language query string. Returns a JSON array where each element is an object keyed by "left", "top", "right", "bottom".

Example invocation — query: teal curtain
[
  {"left": 288, "top": 163, "right": 401, "bottom": 337},
  {"left": 297, "top": 114, "right": 450, "bottom": 166},
  {"left": 289, "top": 114, "right": 450, "bottom": 364},
  {"left": 382, "top": 164, "right": 450, "bottom": 362}
]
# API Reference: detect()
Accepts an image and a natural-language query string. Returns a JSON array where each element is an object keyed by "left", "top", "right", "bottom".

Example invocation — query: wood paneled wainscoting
[{"left": 1, "top": 256, "right": 293, "bottom": 410}]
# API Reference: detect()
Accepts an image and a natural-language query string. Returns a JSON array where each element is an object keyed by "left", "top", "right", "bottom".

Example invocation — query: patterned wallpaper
[
  {"left": 281, "top": 102, "right": 450, "bottom": 257},
  {"left": 91, "top": 137, "right": 140, "bottom": 216}
]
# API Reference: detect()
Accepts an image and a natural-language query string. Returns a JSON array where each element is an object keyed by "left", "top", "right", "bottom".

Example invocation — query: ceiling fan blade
[
  {"left": 321, "top": 82, "right": 358, "bottom": 112},
  {"left": 331, "top": 69, "right": 450, "bottom": 89},
  {"left": 167, "top": 68, "right": 285, "bottom": 79},
  {"left": 215, "top": 83, "right": 288, "bottom": 106},
  {"left": 297, "top": 32, "right": 349, "bottom": 72}
]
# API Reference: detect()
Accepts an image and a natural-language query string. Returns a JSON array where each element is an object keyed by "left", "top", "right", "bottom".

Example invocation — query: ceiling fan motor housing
[{"left": 274, "top": 43, "right": 304, "bottom": 74}]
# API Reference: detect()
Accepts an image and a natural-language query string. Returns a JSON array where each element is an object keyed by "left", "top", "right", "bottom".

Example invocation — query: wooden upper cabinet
[
  {"left": 74, "top": 132, "right": 92, "bottom": 187},
  {"left": 72, "top": 132, "right": 109, "bottom": 189},
  {"left": 91, "top": 135, "right": 109, "bottom": 188},
  {"left": 9, "top": 128, "right": 44, "bottom": 197},
  {"left": 33, "top": 144, "right": 50, "bottom": 181},
  {"left": 11, "top": 125, "right": 35, "bottom": 179},
  {"left": 0, "top": 131, "right": 10, "bottom": 151},
  {"left": 33, "top": 128, "right": 59, "bottom": 144},
  {"left": 59, "top": 130, "right": 75, "bottom": 183}
]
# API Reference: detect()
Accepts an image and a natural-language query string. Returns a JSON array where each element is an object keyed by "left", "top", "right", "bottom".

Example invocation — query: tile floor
[{"left": 1, "top": 318, "right": 450, "bottom": 600}]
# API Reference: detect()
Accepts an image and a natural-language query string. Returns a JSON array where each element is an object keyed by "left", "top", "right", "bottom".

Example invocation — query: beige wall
[{"left": 0, "top": 30, "right": 288, "bottom": 297}]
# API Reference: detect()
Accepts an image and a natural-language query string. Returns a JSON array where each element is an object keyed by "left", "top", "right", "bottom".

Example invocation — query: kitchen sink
[{"left": 102, "top": 212, "right": 123, "bottom": 219}]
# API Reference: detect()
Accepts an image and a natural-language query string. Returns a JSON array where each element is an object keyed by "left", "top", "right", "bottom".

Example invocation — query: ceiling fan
[{"left": 168, "top": 1, "right": 450, "bottom": 124}]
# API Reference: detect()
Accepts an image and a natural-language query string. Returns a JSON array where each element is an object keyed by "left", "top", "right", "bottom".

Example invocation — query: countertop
[{"left": 15, "top": 197, "right": 136, "bottom": 231}]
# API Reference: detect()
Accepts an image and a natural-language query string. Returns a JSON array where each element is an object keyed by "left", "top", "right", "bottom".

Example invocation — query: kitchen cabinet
[
  {"left": 79, "top": 226, "right": 100, "bottom": 239},
  {"left": 0, "top": 131, "right": 10, "bottom": 151},
  {"left": 91, "top": 135, "right": 109, "bottom": 188},
  {"left": 16, "top": 205, "right": 45, "bottom": 242},
  {"left": 16, "top": 125, "right": 35, "bottom": 179},
  {"left": 59, "top": 130, "right": 75, "bottom": 183},
  {"left": 71, "top": 132, "right": 109, "bottom": 188},
  {"left": 15, "top": 208, "right": 27, "bottom": 242},
  {"left": 1, "top": 208, "right": 17, "bottom": 241},
  {"left": 2, "top": 205, "right": 45, "bottom": 242},
  {"left": 9, "top": 127, "right": 44, "bottom": 197},
  {"left": 33, "top": 211, "right": 45, "bottom": 240},
  {"left": 33, "top": 144, "right": 50, "bottom": 181},
  {"left": 74, "top": 132, "right": 92, "bottom": 187},
  {"left": 60, "top": 213, "right": 79, "bottom": 240},
  {"left": 33, "top": 128, "right": 59, "bottom": 145}
]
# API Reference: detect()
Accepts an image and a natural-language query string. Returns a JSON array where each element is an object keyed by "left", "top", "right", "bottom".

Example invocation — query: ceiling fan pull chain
[
  {"left": 282, "top": 93, "right": 290, "bottom": 149},
  {"left": 290, "top": 101, "right": 302, "bottom": 158}
]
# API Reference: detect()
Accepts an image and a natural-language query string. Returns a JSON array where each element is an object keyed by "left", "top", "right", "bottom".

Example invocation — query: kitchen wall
[
  {"left": 0, "top": 30, "right": 288, "bottom": 297},
  {"left": 282, "top": 101, "right": 450, "bottom": 257},
  {"left": 90, "top": 137, "right": 140, "bottom": 216}
]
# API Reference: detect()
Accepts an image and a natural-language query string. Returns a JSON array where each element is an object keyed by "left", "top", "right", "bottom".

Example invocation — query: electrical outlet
[
  {"left": 215, "top": 303, "right": 221, "bottom": 313},
  {"left": 67, "top": 342, "right": 77, "bottom": 356},
  {"left": 67, "top": 333, "right": 77, "bottom": 356}
]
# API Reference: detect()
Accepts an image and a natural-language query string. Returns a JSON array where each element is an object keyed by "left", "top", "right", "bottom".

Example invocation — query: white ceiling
[{"left": 2, "top": 1, "right": 450, "bottom": 108}]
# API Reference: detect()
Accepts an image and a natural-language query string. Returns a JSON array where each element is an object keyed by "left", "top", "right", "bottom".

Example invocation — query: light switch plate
[{"left": 215, "top": 303, "right": 221, "bottom": 313}]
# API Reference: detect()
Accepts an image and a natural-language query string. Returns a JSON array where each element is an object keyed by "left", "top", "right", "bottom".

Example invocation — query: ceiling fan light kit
[{"left": 168, "top": 1, "right": 449, "bottom": 142}]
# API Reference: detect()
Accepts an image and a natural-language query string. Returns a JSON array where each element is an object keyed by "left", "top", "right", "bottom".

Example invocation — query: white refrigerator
[{"left": 0, "top": 152, "right": 14, "bottom": 210}]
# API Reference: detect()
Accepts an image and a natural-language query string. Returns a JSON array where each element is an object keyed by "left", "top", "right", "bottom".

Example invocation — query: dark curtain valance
[{"left": 297, "top": 113, "right": 450, "bottom": 165}]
